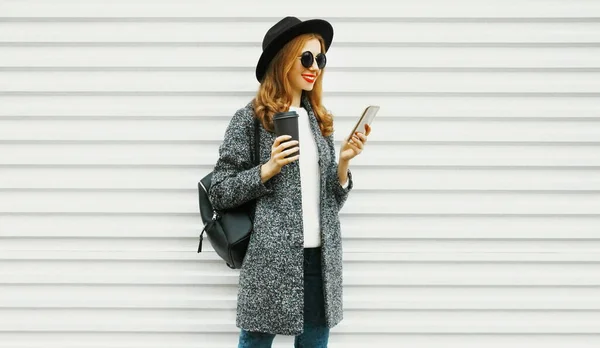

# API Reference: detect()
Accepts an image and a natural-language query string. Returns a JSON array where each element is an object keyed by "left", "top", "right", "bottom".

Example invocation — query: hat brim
[{"left": 256, "top": 19, "right": 333, "bottom": 82}]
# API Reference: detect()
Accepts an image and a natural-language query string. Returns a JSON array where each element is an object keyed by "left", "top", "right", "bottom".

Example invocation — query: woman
[{"left": 208, "top": 16, "right": 371, "bottom": 347}]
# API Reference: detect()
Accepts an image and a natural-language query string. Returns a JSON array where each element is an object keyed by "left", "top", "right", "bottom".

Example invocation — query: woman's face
[{"left": 287, "top": 38, "right": 322, "bottom": 94}]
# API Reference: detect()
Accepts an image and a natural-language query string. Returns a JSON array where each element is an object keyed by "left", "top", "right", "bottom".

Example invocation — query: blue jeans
[{"left": 238, "top": 247, "right": 330, "bottom": 348}]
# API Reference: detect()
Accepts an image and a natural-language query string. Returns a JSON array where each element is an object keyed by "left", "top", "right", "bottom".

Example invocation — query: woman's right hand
[{"left": 261, "top": 135, "right": 299, "bottom": 181}]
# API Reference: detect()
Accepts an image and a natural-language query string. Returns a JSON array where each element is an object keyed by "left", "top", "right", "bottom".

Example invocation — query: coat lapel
[{"left": 300, "top": 94, "right": 328, "bottom": 177}]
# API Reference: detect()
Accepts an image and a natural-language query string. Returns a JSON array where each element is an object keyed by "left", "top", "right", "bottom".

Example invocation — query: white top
[{"left": 289, "top": 105, "right": 348, "bottom": 248}]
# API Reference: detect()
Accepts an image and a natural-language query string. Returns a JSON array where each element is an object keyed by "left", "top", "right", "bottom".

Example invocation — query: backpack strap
[
  {"left": 250, "top": 117, "right": 261, "bottom": 223},
  {"left": 253, "top": 117, "right": 260, "bottom": 165}
]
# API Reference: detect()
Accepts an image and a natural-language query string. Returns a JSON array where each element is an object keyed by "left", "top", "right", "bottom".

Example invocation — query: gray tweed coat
[{"left": 208, "top": 94, "right": 353, "bottom": 335}]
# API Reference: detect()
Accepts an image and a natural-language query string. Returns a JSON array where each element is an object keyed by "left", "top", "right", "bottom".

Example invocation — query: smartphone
[{"left": 348, "top": 105, "right": 379, "bottom": 140}]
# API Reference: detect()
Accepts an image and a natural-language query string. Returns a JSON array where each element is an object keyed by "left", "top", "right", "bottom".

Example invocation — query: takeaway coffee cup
[{"left": 273, "top": 111, "right": 300, "bottom": 158}]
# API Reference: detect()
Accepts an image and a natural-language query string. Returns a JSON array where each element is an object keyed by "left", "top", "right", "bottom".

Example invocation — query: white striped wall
[{"left": 1, "top": 0, "right": 600, "bottom": 347}]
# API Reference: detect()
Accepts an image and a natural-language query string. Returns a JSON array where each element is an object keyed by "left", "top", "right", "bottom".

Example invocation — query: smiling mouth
[{"left": 302, "top": 74, "right": 316, "bottom": 83}]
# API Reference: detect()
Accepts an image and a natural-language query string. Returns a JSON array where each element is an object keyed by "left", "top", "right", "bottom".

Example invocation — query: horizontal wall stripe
[
  {"left": 2, "top": 285, "right": 600, "bottom": 302},
  {"left": 3, "top": 167, "right": 600, "bottom": 190},
  {"left": 1, "top": 119, "right": 599, "bottom": 142},
  {"left": 2, "top": 95, "right": 598, "bottom": 119},
  {"left": 3, "top": 0, "right": 600, "bottom": 18},
  {"left": 3, "top": 92, "right": 600, "bottom": 97},
  {"left": 2, "top": 21, "right": 598, "bottom": 43},
  {"left": 3, "top": 240, "right": 600, "bottom": 253},
  {"left": 3, "top": 71, "right": 600, "bottom": 93},
  {"left": 0, "top": 309, "right": 599, "bottom": 325},
  {"left": 3, "top": 68, "right": 600, "bottom": 73},
  {"left": 1, "top": 46, "right": 598, "bottom": 71},
  {"left": 2, "top": 215, "right": 599, "bottom": 239},
  {"left": 1, "top": 191, "right": 599, "bottom": 214},
  {"left": 4, "top": 272, "right": 600, "bottom": 287},
  {"left": 2, "top": 42, "right": 599, "bottom": 47},
  {"left": 2, "top": 143, "right": 600, "bottom": 166},
  {"left": 1, "top": 335, "right": 599, "bottom": 348},
  {"left": 3, "top": 249, "right": 600, "bottom": 262},
  {"left": 5, "top": 299, "right": 600, "bottom": 311},
  {"left": 2, "top": 17, "right": 600, "bottom": 23}
]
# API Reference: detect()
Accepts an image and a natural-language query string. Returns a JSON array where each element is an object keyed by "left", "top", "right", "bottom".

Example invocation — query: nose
[
  {"left": 310, "top": 56, "right": 320, "bottom": 71},
  {"left": 312, "top": 59, "right": 320, "bottom": 70},
  {"left": 311, "top": 59, "right": 321, "bottom": 70}
]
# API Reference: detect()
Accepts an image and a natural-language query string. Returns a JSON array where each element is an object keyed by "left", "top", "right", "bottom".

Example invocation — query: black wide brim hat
[{"left": 256, "top": 16, "right": 334, "bottom": 83}]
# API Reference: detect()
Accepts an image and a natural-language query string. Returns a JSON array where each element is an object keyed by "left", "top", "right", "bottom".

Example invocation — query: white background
[{"left": 1, "top": 0, "right": 600, "bottom": 347}]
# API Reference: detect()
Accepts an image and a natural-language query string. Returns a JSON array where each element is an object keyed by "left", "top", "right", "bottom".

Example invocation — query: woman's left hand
[{"left": 340, "top": 124, "right": 371, "bottom": 162}]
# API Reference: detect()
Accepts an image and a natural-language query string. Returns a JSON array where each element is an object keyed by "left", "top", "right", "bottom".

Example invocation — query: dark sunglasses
[{"left": 299, "top": 51, "right": 327, "bottom": 70}]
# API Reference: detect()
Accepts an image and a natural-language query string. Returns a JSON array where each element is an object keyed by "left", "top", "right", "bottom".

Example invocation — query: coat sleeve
[
  {"left": 325, "top": 133, "right": 353, "bottom": 211},
  {"left": 208, "top": 108, "right": 274, "bottom": 211}
]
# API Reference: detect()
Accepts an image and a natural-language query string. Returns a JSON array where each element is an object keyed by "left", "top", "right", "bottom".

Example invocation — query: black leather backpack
[{"left": 197, "top": 117, "right": 260, "bottom": 269}]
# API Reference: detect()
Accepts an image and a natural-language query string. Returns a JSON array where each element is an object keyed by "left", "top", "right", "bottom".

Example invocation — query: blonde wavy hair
[{"left": 252, "top": 33, "right": 334, "bottom": 137}]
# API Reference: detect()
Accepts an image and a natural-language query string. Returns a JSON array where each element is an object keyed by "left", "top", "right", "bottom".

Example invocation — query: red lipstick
[{"left": 302, "top": 74, "right": 316, "bottom": 83}]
